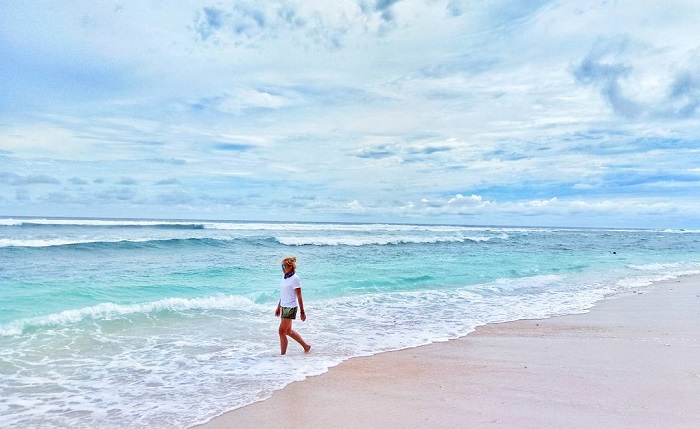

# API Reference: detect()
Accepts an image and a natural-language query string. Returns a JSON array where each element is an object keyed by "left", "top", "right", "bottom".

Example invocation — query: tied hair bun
[{"left": 282, "top": 256, "right": 297, "bottom": 269}]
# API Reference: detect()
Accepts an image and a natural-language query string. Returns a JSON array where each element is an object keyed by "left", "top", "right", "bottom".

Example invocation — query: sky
[{"left": 1, "top": 0, "right": 700, "bottom": 228}]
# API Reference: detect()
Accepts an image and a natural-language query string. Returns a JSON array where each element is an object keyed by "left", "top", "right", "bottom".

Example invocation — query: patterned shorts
[{"left": 281, "top": 307, "right": 298, "bottom": 319}]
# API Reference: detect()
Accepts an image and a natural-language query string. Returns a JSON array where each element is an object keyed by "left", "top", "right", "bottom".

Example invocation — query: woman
[{"left": 274, "top": 256, "right": 311, "bottom": 355}]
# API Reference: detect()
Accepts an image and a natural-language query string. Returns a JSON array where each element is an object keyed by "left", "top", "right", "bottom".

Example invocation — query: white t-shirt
[{"left": 280, "top": 273, "right": 301, "bottom": 307}]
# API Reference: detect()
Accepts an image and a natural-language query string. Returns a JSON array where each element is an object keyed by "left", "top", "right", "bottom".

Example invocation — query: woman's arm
[
  {"left": 275, "top": 300, "right": 281, "bottom": 317},
  {"left": 295, "top": 288, "right": 306, "bottom": 322}
]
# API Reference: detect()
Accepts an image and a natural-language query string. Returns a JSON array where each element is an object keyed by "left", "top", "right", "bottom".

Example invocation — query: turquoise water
[{"left": 1, "top": 218, "right": 700, "bottom": 428}]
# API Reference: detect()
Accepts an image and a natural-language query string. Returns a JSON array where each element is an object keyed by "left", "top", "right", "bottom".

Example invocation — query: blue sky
[{"left": 1, "top": 1, "right": 699, "bottom": 228}]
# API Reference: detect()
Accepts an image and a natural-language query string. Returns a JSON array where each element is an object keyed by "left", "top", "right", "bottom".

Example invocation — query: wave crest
[
  {"left": 275, "top": 234, "right": 505, "bottom": 246},
  {"left": 0, "top": 295, "right": 256, "bottom": 337},
  {"left": 0, "top": 237, "right": 234, "bottom": 249}
]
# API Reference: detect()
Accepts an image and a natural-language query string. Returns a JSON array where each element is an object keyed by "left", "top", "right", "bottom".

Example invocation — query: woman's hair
[{"left": 281, "top": 256, "right": 297, "bottom": 270}]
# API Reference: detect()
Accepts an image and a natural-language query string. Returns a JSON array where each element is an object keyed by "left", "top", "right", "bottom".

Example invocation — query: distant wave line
[
  {"left": 0, "top": 237, "right": 231, "bottom": 249},
  {"left": 0, "top": 218, "right": 493, "bottom": 233},
  {"left": 275, "top": 235, "right": 507, "bottom": 246},
  {"left": 0, "top": 234, "right": 507, "bottom": 249},
  {"left": 0, "top": 218, "right": 205, "bottom": 230}
]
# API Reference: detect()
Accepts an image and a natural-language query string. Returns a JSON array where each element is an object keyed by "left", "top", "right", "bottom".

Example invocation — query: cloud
[
  {"left": 68, "top": 177, "right": 88, "bottom": 185},
  {"left": 194, "top": 7, "right": 228, "bottom": 41},
  {"left": 190, "top": 88, "right": 299, "bottom": 114},
  {"left": 0, "top": 172, "right": 61, "bottom": 186},
  {"left": 154, "top": 178, "right": 182, "bottom": 186},
  {"left": 191, "top": 0, "right": 413, "bottom": 49},
  {"left": 15, "top": 188, "right": 30, "bottom": 201},
  {"left": 41, "top": 191, "right": 78, "bottom": 204},
  {"left": 373, "top": 0, "right": 402, "bottom": 21},
  {"left": 2, "top": 1, "right": 700, "bottom": 227},
  {"left": 668, "top": 70, "right": 700, "bottom": 118},
  {"left": 573, "top": 35, "right": 700, "bottom": 120},
  {"left": 415, "top": 194, "right": 491, "bottom": 212},
  {"left": 97, "top": 187, "right": 138, "bottom": 201},
  {"left": 148, "top": 158, "right": 188, "bottom": 165},
  {"left": 408, "top": 145, "right": 452, "bottom": 155},
  {"left": 155, "top": 190, "right": 194, "bottom": 205},
  {"left": 214, "top": 143, "right": 255, "bottom": 152},
  {"left": 117, "top": 177, "right": 139, "bottom": 186},
  {"left": 327, "top": 193, "right": 700, "bottom": 227},
  {"left": 354, "top": 144, "right": 399, "bottom": 159},
  {"left": 193, "top": 3, "right": 293, "bottom": 43},
  {"left": 192, "top": 3, "right": 311, "bottom": 45},
  {"left": 446, "top": 0, "right": 467, "bottom": 17},
  {"left": 352, "top": 140, "right": 455, "bottom": 161},
  {"left": 447, "top": 193, "right": 488, "bottom": 206},
  {"left": 573, "top": 36, "right": 642, "bottom": 118}
]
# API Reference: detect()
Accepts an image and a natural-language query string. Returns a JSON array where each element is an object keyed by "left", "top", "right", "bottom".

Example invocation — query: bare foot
[{"left": 303, "top": 344, "right": 311, "bottom": 353}]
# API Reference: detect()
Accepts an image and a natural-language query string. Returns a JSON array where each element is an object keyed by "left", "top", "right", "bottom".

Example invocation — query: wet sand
[{"left": 194, "top": 276, "right": 700, "bottom": 429}]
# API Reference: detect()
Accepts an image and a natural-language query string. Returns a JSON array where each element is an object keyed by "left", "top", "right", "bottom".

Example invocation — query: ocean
[{"left": 1, "top": 217, "right": 699, "bottom": 428}]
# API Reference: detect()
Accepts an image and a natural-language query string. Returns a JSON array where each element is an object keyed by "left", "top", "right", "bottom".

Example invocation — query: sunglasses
[{"left": 281, "top": 263, "right": 288, "bottom": 269}]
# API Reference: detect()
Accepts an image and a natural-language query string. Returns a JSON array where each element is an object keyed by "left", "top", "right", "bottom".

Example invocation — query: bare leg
[
  {"left": 288, "top": 329, "right": 311, "bottom": 352},
  {"left": 278, "top": 319, "right": 311, "bottom": 354},
  {"left": 278, "top": 319, "right": 291, "bottom": 355}
]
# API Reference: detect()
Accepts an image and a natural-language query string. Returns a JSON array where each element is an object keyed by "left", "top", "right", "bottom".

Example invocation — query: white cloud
[
  {"left": 447, "top": 194, "right": 485, "bottom": 206},
  {"left": 1, "top": 0, "right": 699, "bottom": 227}
]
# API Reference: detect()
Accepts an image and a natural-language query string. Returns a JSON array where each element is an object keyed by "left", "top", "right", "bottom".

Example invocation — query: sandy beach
[{"left": 195, "top": 276, "right": 700, "bottom": 429}]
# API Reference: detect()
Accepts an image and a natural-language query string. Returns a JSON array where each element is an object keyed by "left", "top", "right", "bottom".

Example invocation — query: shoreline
[{"left": 194, "top": 275, "right": 700, "bottom": 429}]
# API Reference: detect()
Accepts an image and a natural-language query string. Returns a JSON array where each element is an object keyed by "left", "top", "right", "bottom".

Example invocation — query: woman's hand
[
  {"left": 275, "top": 306, "right": 281, "bottom": 317},
  {"left": 300, "top": 311, "right": 306, "bottom": 322}
]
